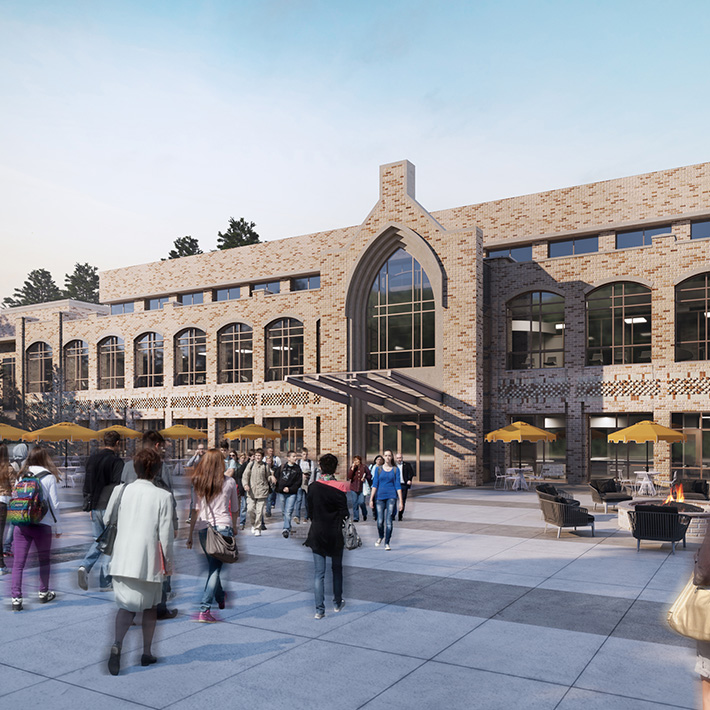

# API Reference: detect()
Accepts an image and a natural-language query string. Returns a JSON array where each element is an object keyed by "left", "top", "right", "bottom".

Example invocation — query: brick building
[{"left": 2, "top": 159, "right": 710, "bottom": 484}]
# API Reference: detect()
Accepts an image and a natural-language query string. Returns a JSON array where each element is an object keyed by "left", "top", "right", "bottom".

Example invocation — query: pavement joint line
[{"left": 354, "top": 658, "right": 430, "bottom": 710}]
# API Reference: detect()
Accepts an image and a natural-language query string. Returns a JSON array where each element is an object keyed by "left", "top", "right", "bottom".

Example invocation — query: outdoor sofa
[
  {"left": 589, "top": 478, "right": 633, "bottom": 513},
  {"left": 671, "top": 478, "right": 710, "bottom": 501}
]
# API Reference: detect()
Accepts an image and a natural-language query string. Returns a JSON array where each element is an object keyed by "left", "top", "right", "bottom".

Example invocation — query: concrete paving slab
[
  {"left": 2, "top": 679, "right": 151, "bottom": 709},
  {"left": 557, "top": 687, "right": 691, "bottom": 709}
]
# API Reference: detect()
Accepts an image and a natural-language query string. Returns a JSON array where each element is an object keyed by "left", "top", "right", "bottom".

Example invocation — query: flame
[{"left": 664, "top": 483, "right": 685, "bottom": 504}]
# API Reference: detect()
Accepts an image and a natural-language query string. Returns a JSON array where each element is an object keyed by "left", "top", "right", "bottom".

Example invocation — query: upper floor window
[
  {"left": 175, "top": 328, "right": 206, "bottom": 385},
  {"left": 507, "top": 292, "right": 565, "bottom": 369},
  {"left": 265, "top": 318, "right": 303, "bottom": 381},
  {"left": 676, "top": 273, "right": 710, "bottom": 361},
  {"left": 98, "top": 336, "right": 125, "bottom": 389},
  {"left": 218, "top": 323, "right": 253, "bottom": 383},
  {"left": 291, "top": 275, "right": 321, "bottom": 291},
  {"left": 616, "top": 226, "right": 670, "bottom": 250},
  {"left": 486, "top": 245, "right": 533, "bottom": 262},
  {"left": 134, "top": 332, "right": 164, "bottom": 388},
  {"left": 252, "top": 281, "right": 281, "bottom": 295},
  {"left": 64, "top": 339, "right": 88, "bottom": 391},
  {"left": 110, "top": 302, "right": 134, "bottom": 315},
  {"left": 367, "top": 248, "right": 435, "bottom": 369},
  {"left": 214, "top": 287, "right": 240, "bottom": 302},
  {"left": 548, "top": 236, "right": 598, "bottom": 258},
  {"left": 26, "top": 342, "right": 53, "bottom": 393},
  {"left": 692, "top": 221, "right": 710, "bottom": 240},
  {"left": 179, "top": 292, "right": 203, "bottom": 306},
  {"left": 146, "top": 297, "right": 169, "bottom": 311},
  {"left": 586, "top": 282, "right": 652, "bottom": 365}
]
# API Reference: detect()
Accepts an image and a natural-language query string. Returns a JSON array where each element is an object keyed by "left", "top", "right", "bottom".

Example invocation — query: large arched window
[
  {"left": 175, "top": 328, "right": 206, "bottom": 385},
  {"left": 98, "top": 336, "right": 125, "bottom": 389},
  {"left": 586, "top": 282, "right": 651, "bottom": 365},
  {"left": 266, "top": 318, "right": 303, "bottom": 381},
  {"left": 507, "top": 292, "right": 565, "bottom": 369},
  {"left": 26, "top": 342, "right": 53, "bottom": 393},
  {"left": 64, "top": 340, "right": 88, "bottom": 391},
  {"left": 134, "top": 332, "right": 164, "bottom": 388},
  {"left": 676, "top": 273, "right": 710, "bottom": 361},
  {"left": 366, "top": 248, "right": 435, "bottom": 369},
  {"left": 218, "top": 323, "right": 253, "bottom": 383}
]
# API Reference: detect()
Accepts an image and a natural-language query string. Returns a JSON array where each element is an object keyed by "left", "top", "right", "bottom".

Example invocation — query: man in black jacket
[
  {"left": 269, "top": 450, "right": 301, "bottom": 538},
  {"left": 395, "top": 452, "right": 416, "bottom": 521},
  {"left": 77, "top": 431, "right": 124, "bottom": 591}
]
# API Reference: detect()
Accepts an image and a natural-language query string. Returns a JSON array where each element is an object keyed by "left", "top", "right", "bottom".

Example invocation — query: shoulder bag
[
  {"left": 203, "top": 498, "right": 238, "bottom": 564},
  {"left": 96, "top": 483, "right": 127, "bottom": 556},
  {"left": 342, "top": 516, "right": 362, "bottom": 550},
  {"left": 667, "top": 575, "right": 710, "bottom": 641}
]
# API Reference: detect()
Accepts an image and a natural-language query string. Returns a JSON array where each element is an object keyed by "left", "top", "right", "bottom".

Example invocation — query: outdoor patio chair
[
  {"left": 536, "top": 483, "right": 581, "bottom": 506},
  {"left": 536, "top": 494, "right": 595, "bottom": 538},
  {"left": 589, "top": 478, "right": 633, "bottom": 513},
  {"left": 493, "top": 466, "right": 507, "bottom": 490},
  {"left": 627, "top": 505, "right": 691, "bottom": 554}
]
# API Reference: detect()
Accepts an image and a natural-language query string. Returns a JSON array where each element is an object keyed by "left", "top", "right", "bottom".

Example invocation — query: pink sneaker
[{"left": 196, "top": 610, "right": 219, "bottom": 623}]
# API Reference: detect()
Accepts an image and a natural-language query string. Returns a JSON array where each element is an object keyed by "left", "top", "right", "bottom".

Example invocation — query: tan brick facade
[{"left": 3, "top": 160, "right": 710, "bottom": 484}]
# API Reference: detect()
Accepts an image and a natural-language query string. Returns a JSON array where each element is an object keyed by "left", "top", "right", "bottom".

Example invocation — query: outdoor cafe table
[
  {"left": 506, "top": 467, "right": 533, "bottom": 490},
  {"left": 635, "top": 470, "right": 660, "bottom": 496}
]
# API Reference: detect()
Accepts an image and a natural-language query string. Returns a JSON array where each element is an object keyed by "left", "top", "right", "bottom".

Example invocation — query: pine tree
[
  {"left": 167, "top": 236, "right": 203, "bottom": 259},
  {"left": 64, "top": 263, "right": 100, "bottom": 303},
  {"left": 216, "top": 218, "right": 260, "bottom": 250},
  {"left": 3, "top": 269, "right": 63, "bottom": 307}
]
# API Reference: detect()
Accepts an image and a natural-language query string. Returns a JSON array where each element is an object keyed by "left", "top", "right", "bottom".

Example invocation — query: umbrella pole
[{"left": 646, "top": 441, "right": 650, "bottom": 472}]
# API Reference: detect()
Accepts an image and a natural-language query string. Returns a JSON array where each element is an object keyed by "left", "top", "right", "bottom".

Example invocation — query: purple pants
[{"left": 11, "top": 524, "right": 52, "bottom": 597}]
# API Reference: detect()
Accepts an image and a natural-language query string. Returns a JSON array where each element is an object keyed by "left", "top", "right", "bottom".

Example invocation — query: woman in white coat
[{"left": 105, "top": 448, "right": 174, "bottom": 675}]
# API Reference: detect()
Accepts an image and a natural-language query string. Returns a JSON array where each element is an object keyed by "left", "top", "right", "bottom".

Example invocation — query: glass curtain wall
[
  {"left": 264, "top": 417, "right": 304, "bottom": 457},
  {"left": 63, "top": 340, "right": 88, "bottom": 391},
  {"left": 671, "top": 413, "right": 710, "bottom": 479},
  {"left": 367, "top": 248, "right": 435, "bottom": 369},
  {"left": 588, "top": 412, "right": 652, "bottom": 479},
  {"left": 26, "top": 342, "right": 53, "bottom": 393},
  {"left": 215, "top": 418, "right": 254, "bottom": 449},
  {"left": 174, "top": 329, "right": 207, "bottom": 385},
  {"left": 98, "top": 337, "right": 125, "bottom": 389},
  {"left": 218, "top": 323, "right": 253, "bottom": 383},
  {"left": 134, "top": 332, "right": 164, "bottom": 387},
  {"left": 265, "top": 319, "right": 304, "bottom": 381},
  {"left": 506, "top": 415, "right": 567, "bottom": 471},
  {"left": 676, "top": 273, "right": 710, "bottom": 361}
]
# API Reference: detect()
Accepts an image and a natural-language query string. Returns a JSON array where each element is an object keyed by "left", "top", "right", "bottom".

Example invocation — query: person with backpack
[{"left": 9, "top": 447, "right": 62, "bottom": 612}]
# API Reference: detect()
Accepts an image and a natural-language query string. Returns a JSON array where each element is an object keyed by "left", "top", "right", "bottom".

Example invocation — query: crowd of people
[{"left": 0, "top": 431, "right": 418, "bottom": 675}]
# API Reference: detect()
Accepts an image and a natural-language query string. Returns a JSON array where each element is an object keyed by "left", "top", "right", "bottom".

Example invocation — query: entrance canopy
[{"left": 286, "top": 370, "right": 443, "bottom": 410}]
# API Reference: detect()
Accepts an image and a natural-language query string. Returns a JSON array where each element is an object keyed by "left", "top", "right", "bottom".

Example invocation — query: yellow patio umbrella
[
  {"left": 95, "top": 424, "right": 143, "bottom": 439},
  {"left": 485, "top": 421, "right": 557, "bottom": 469},
  {"left": 0, "top": 423, "right": 31, "bottom": 441},
  {"left": 608, "top": 420, "right": 686, "bottom": 472},
  {"left": 159, "top": 424, "right": 207, "bottom": 440},
  {"left": 27, "top": 422, "right": 101, "bottom": 442},
  {"left": 224, "top": 423, "right": 279, "bottom": 441}
]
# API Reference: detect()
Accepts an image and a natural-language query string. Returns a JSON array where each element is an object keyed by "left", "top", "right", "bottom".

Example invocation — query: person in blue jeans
[
  {"left": 77, "top": 431, "right": 124, "bottom": 592},
  {"left": 304, "top": 453, "right": 348, "bottom": 619},
  {"left": 369, "top": 450, "right": 403, "bottom": 551},
  {"left": 234, "top": 452, "right": 249, "bottom": 530},
  {"left": 187, "top": 449, "right": 239, "bottom": 623},
  {"left": 270, "top": 450, "right": 302, "bottom": 538}
]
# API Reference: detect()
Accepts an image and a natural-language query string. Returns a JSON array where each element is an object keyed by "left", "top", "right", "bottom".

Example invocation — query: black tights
[{"left": 114, "top": 606, "right": 157, "bottom": 655}]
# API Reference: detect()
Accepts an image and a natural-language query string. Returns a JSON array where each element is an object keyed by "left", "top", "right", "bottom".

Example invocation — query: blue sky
[{"left": 2, "top": 0, "right": 710, "bottom": 301}]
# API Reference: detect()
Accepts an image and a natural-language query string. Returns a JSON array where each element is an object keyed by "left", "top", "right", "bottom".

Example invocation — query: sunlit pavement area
[{"left": 0, "top": 479, "right": 699, "bottom": 709}]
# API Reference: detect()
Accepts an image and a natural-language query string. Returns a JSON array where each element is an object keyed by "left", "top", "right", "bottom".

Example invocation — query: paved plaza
[{"left": 0, "top": 480, "right": 700, "bottom": 709}]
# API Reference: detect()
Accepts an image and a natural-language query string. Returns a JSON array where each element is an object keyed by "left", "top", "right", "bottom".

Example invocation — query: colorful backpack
[{"left": 7, "top": 471, "right": 56, "bottom": 526}]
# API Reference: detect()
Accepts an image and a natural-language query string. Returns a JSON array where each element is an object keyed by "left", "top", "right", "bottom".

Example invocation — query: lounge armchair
[
  {"left": 536, "top": 483, "right": 580, "bottom": 506},
  {"left": 628, "top": 505, "right": 691, "bottom": 554},
  {"left": 589, "top": 478, "right": 633, "bottom": 513},
  {"left": 672, "top": 478, "right": 710, "bottom": 501},
  {"left": 536, "top": 489, "right": 594, "bottom": 538}
]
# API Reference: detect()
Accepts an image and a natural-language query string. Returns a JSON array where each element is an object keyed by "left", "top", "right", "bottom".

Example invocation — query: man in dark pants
[
  {"left": 77, "top": 431, "right": 124, "bottom": 591},
  {"left": 122, "top": 430, "right": 178, "bottom": 619},
  {"left": 395, "top": 452, "right": 416, "bottom": 521}
]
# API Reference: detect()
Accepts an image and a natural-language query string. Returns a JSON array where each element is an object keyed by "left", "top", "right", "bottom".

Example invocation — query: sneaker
[
  {"left": 218, "top": 594, "right": 227, "bottom": 611},
  {"left": 77, "top": 566, "right": 88, "bottom": 591},
  {"left": 251, "top": 527, "right": 258, "bottom": 535},
  {"left": 334, "top": 600, "right": 346, "bottom": 613},
  {"left": 239, "top": 522, "right": 245, "bottom": 530},
  {"left": 99, "top": 586, "right": 113, "bottom": 593},
  {"left": 282, "top": 530, "right": 289, "bottom": 538},
  {"left": 265, "top": 511, "right": 272, "bottom": 518},
  {"left": 254, "top": 529, "right": 261, "bottom": 537},
  {"left": 197, "top": 610, "right": 218, "bottom": 623},
  {"left": 11, "top": 597, "right": 22, "bottom": 612},
  {"left": 314, "top": 611, "right": 324, "bottom": 619},
  {"left": 260, "top": 523, "right": 267, "bottom": 531},
  {"left": 375, "top": 538, "right": 382, "bottom": 547},
  {"left": 293, "top": 517, "right": 300, "bottom": 524},
  {"left": 385, "top": 544, "right": 391, "bottom": 551},
  {"left": 38, "top": 590, "right": 56, "bottom": 603}
]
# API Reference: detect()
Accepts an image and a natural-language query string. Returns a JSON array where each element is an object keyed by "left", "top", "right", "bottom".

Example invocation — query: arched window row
[
  {"left": 50, "top": 322, "right": 304, "bottom": 391},
  {"left": 506, "top": 275, "right": 710, "bottom": 369}
]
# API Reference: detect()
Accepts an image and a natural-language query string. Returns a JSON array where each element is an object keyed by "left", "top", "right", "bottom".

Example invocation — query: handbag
[
  {"left": 96, "top": 484, "right": 127, "bottom": 556},
  {"left": 203, "top": 499, "right": 238, "bottom": 564},
  {"left": 667, "top": 575, "right": 710, "bottom": 641},
  {"left": 342, "top": 516, "right": 362, "bottom": 550}
]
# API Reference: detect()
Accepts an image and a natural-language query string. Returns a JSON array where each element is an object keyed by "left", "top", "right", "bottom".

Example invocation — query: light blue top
[{"left": 371, "top": 465, "right": 401, "bottom": 500}]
